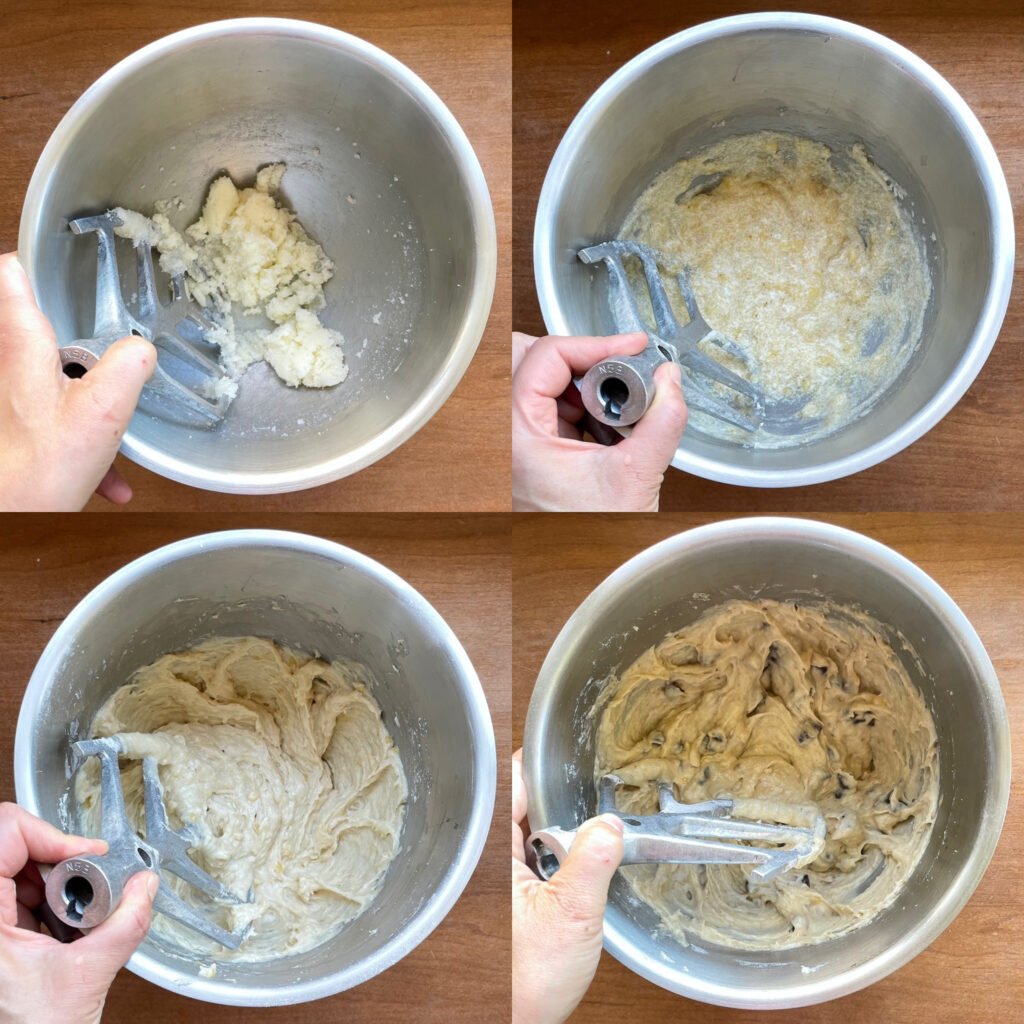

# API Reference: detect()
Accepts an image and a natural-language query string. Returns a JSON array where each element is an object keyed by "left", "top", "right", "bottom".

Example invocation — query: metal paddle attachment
[
  {"left": 528, "top": 773, "right": 826, "bottom": 884},
  {"left": 61, "top": 211, "right": 230, "bottom": 428},
  {"left": 578, "top": 241, "right": 820, "bottom": 437},
  {"left": 45, "top": 737, "right": 250, "bottom": 949}
]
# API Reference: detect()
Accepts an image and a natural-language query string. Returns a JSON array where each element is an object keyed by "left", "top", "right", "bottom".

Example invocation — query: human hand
[
  {"left": 512, "top": 331, "right": 687, "bottom": 511},
  {"left": 512, "top": 751, "right": 624, "bottom": 1024},
  {"left": 0, "top": 802, "right": 157, "bottom": 1024},
  {"left": 0, "top": 252, "right": 156, "bottom": 511}
]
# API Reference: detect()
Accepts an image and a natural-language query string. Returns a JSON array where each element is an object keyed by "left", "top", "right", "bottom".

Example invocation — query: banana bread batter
[
  {"left": 621, "top": 132, "right": 932, "bottom": 446},
  {"left": 76, "top": 636, "right": 407, "bottom": 961},
  {"left": 595, "top": 599, "right": 938, "bottom": 950}
]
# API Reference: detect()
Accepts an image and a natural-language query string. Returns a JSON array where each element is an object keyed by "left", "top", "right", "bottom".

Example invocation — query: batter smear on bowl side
[
  {"left": 595, "top": 599, "right": 938, "bottom": 950},
  {"left": 76, "top": 636, "right": 407, "bottom": 961},
  {"left": 115, "top": 164, "right": 347, "bottom": 401},
  {"left": 620, "top": 132, "right": 932, "bottom": 446}
]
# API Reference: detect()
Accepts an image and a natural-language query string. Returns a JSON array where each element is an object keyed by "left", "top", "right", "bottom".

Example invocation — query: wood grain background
[
  {"left": 513, "top": 0, "right": 1024, "bottom": 512},
  {"left": 0, "top": 0, "right": 511, "bottom": 512},
  {"left": 0, "top": 514, "right": 511, "bottom": 1023},
  {"left": 512, "top": 512, "right": 1024, "bottom": 1023}
]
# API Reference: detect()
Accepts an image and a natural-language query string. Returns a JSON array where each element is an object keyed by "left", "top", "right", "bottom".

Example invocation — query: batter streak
[
  {"left": 621, "top": 132, "right": 932, "bottom": 446},
  {"left": 76, "top": 636, "right": 407, "bottom": 961},
  {"left": 595, "top": 599, "right": 938, "bottom": 950}
]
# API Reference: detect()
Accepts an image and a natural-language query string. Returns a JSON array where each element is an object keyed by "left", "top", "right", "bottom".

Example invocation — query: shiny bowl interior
[
  {"left": 20, "top": 18, "right": 496, "bottom": 493},
  {"left": 523, "top": 518, "right": 1009, "bottom": 1008},
  {"left": 534, "top": 14, "right": 1013, "bottom": 487},
  {"left": 15, "top": 530, "right": 496, "bottom": 1006}
]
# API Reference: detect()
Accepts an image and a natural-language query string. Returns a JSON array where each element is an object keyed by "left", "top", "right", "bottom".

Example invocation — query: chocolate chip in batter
[{"left": 701, "top": 731, "right": 727, "bottom": 753}]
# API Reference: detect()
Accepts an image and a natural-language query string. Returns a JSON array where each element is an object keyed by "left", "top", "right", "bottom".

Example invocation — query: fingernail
[
  {"left": 145, "top": 872, "right": 159, "bottom": 899},
  {"left": 595, "top": 813, "right": 625, "bottom": 835}
]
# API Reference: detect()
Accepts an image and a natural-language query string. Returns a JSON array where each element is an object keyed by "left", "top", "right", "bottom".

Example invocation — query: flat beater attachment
[
  {"left": 44, "top": 736, "right": 250, "bottom": 949},
  {"left": 578, "top": 240, "right": 821, "bottom": 436},
  {"left": 62, "top": 211, "right": 229, "bottom": 428},
  {"left": 528, "top": 773, "right": 826, "bottom": 884}
]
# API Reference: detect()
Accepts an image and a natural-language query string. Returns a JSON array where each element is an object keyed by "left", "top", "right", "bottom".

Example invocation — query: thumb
[
  {"left": 601, "top": 361, "right": 686, "bottom": 511},
  {"left": 614, "top": 360, "right": 688, "bottom": 464},
  {"left": 72, "top": 871, "right": 157, "bottom": 979},
  {"left": 547, "top": 814, "right": 624, "bottom": 924},
  {"left": 63, "top": 336, "right": 156, "bottom": 449},
  {"left": 615, "top": 361, "right": 687, "bottom": 479}
]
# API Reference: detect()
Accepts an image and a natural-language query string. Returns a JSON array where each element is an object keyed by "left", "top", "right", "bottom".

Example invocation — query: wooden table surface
[
  {"left": 0, "top": 513, "right": 511, "bottom": 1023},
  {"left": 513, "top": 0, "right": 1024, "bottom": 513},
  {"left": 0, "top": 0, "right": 511, "bottom": 512},
  {"left": 512, "top": 512, "right": 1024, "bottom": 1023}
]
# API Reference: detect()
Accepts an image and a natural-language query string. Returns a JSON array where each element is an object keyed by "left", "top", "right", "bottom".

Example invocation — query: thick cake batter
[
  {"left": 76, "top": 636, "right": 407, "bottom": 961},
  {"left": 621, "top": 132, "right": 932, "bottom": 446},
  {"left": 595, "top": 599, "right": 938, "bottom": 950}
]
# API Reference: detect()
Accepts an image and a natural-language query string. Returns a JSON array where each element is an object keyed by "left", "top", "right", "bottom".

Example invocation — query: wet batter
[
  {"left": 595, "top": 599, "right": 938, "bottom": 949},
  {"left": 621, "top": 132, "right": 932, "bottom": 446},
  {"left": 77, "top": 636, "right": 407, "bottom": 961}
]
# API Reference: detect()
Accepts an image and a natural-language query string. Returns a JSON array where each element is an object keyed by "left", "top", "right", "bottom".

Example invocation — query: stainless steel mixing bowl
[
  {"left": 534, "top": 14, "right": 1014, "bottom": 487},
  {"left": 15, "top": 530, "right": 496, "bottom": 1006},
  {"left": 523, "top": 518, "right": 1010, "bottom": 1009},
  {"left": 20, "top": 18, "right": 496, "bottom": 493}
]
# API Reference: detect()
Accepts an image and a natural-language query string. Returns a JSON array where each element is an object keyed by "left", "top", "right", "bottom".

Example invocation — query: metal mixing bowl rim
[
  {"left": 19, "top": 17, "right": 498, "bottom": 494},
  {"left": 533, "top": 13, "right": 1015, "bottom": 488},
  {"left": 523, "top": 516, "right": 1011, "bottom": 1008},
  {"left": 14, "top": 528, "right": 498, "bottom": 1006}
]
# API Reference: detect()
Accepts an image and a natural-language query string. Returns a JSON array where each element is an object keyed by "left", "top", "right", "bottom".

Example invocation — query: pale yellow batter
[
  {"left": 76, "top": 636, "right": 407, "bottom": 961},
  {"left": 595, "top": 599, "right": 938, "bottom": 950},
  {"left": 621, "top": 132, "right": 932, "bottom": 446}
]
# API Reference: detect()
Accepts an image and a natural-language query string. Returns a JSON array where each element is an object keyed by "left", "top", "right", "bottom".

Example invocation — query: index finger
[
  {"left": 0, "top": 803, "right": 107, "bottom": 881},
  {"left": 513, "top": 333, "right": 649, "bottom": 404},
  {"left": 0, "top": 252, "right": 58, "bottom": 370}
]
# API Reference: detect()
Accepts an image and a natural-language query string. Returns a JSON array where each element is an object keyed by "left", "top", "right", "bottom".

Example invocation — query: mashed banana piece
[
  {"left": 114, "top": 164, "right": 347, "bottom": 393},
  {"left": 595, "top": 599, "right": 938, "bottom": 950},
  {"left": 77, "top": 636, "right": 407, "bottom": 961},
  {"left": 621, "top": 132, "right": 931, "bottom": 446}
]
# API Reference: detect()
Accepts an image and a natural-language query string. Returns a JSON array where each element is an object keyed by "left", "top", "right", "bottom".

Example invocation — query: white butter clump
[
  {"left": 264, "top": 309, "right": 349, "bottom": 388},
  {"left": 114, "top": 163, "right": 347, "bottom": 392}
]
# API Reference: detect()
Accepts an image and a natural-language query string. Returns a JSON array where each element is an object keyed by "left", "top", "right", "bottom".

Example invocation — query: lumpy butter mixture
[
  {"left": 115, "top": 164, "right": 347, "bottom": 398},
  {"left": 77, "top": 636, "right": 407, "bottom": 961},
  {"left": 621, "top": 132, "right": 932, "bottom": 446},
  {"left": 595, "top": 599, "right": 938, "bottom": 950}
]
